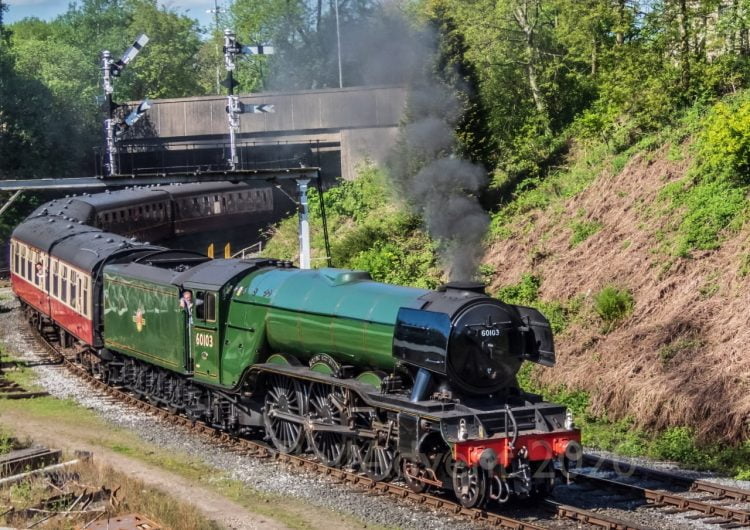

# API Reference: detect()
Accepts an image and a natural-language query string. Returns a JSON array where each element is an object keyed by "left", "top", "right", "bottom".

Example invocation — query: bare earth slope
[{"left": 486, "top": 146, "right": 750, "bottom": 442}]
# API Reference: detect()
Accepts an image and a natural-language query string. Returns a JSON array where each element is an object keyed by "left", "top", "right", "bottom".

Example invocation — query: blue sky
[{"left": 4, "top": 0, "right": 222, "bottom": 30}]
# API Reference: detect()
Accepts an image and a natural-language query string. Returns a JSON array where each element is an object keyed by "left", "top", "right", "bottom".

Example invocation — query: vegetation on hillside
[{"left": 263, "top": 165, "right": 442, "bottom": 288}]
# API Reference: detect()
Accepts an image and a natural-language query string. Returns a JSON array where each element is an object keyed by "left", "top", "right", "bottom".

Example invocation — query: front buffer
[{"left": 451, "top": 424, "right": 581, "bottom": 507}]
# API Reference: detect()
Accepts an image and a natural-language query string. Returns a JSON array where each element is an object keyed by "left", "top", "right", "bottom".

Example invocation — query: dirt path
[{"left": 1, "top": 408, "right": 286, "bottom": 530}]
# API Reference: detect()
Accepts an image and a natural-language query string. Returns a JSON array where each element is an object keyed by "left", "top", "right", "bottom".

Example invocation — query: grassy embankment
[
  {"left": 488, "top": 93, "right": 750, "bottom": 479},
  {"left": 262, "top": 92, "right": 750, "bottom": 479}
]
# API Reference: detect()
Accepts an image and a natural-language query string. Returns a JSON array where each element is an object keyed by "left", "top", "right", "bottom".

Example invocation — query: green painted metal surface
[
  {"left": 222, "top": 297, "right": 268, "bottom": 386},
  {"left": 102, "top": 264, "right": 433, "bottom": 389},
  {"left": 230, "top": 267, "right": 428, "bottom": 372},
  {"left": 103, "top": 270, "right": 187, "bottom": 373},
  {"left": 190, "top": 294, "right": 220, "bottom": 385}
]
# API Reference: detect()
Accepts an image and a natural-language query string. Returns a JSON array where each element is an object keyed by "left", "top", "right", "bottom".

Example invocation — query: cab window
[{"left": 194, "top": 291, "right": 216, "bottom": 322}]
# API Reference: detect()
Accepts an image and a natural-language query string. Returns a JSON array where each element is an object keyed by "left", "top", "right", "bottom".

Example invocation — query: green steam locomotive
[{"left": 98, "top": 256, "right": 580, "bottom": 508}]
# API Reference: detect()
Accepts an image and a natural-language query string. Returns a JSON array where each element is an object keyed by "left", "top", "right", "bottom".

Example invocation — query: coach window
[
  {"left": 69, "top": 270, "right": 78, "bottom": 309},
  {"left": 82, "top": 277, "right": 89, "bottom": 316},
  {"left": 52, "top": 262, "right": 59, "bottom": 297},
  {"left": 60, "top": 267, "right": 68, "bottom": 303},
  {"left": 26, "top": 250, "right": 33, "bottom": 281}
]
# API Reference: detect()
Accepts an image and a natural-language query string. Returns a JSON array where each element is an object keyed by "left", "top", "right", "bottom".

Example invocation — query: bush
[
  {"left": 651, "top": 427, "right": 701, "bottom": 463},
  {"left": 660, "top": 92, "right": 750, "bottom": 256},
  {"left": 495, "top": 274, "right": 541, "bottom": 306},
  {"left": 593, "top": 285, "right": 634, "bottom": 330},
  {"left": 569, "top": 218, "right": 603, "bottom": 246},
  {"left": 495, "top": 275, "right": 580, "bottom": 333}
]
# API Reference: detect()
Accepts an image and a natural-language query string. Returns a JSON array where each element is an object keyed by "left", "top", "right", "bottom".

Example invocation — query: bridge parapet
[{"left": 132, "top": 85, "right": 407, "bottom": 139}]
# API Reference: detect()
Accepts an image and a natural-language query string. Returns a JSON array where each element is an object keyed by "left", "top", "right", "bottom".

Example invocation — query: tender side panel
[{"left": 103, "top": 271, "right": 187, "bottom": 373}]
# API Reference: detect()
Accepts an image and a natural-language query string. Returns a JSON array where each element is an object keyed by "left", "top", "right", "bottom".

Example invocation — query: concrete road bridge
[{"left": 117, "top": 85, "right": 407, "bottom": 182}]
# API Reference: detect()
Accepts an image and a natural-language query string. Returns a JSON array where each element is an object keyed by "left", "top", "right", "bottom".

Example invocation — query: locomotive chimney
[{"left": 440, "top": 281, "right": 486, "bottom": 295}]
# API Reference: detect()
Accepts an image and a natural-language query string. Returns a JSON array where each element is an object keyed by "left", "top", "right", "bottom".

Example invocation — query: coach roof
[
  {"left": 29, "top": 198, "right": 96, "bottom": 224},
  {"left": 75, "top": 188, "right": 171, "bottom": 211},
  {"left": 160, "top": 181, "right": 263, "bottom": 199},
  {"left": 12, "top": 215, "right": 100, "bottom": 254},
  {"left": 12, "top": 215, "right": 160, "bottom": 272}
]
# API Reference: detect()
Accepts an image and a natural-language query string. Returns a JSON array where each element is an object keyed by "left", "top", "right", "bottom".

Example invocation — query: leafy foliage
[
  {"left": 263, "top": 165, "right": 441, "bottom": 288},
  {"left": 593, "top": 285, "right": 634, "bottom": 330},
  {"left": 569, "top": 218, "right": 603, "bottom": 246},
  {"left": 660, "top": 93, "right": 750, "bottom": 256},
  {"left": 2, "top": 0, "right": 205, "bottom": 178},
  {"left": 494, "top": 273, "right": 580, "bottom": 334}
]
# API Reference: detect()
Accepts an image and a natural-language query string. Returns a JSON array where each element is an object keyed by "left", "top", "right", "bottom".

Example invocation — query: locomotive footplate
[{"left": 250, "top": 362, "right": 580, "bottom": 458}]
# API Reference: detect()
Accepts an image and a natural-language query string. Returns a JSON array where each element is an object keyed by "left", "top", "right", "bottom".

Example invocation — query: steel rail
[
  {"left": 568, "top": 470, "right": 750, "bottom": 526},
  {"left": 540, "top": 500, "right": 652, "bottom": 530},
  {"left": 581, "top": 453, "right": 750, "bottom": 503}
]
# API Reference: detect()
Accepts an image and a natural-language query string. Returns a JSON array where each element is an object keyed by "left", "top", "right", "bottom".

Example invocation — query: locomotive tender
[{"left": 10, "top": 185, "right": 580, "bottom": 509}]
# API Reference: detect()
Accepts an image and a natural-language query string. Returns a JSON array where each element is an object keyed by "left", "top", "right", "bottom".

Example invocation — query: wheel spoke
[{"left": 263, "top": 375, "right": 305, "bottom": 454}]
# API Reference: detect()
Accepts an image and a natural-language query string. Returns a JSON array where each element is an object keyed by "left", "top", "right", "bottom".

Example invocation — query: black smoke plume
[{"left": 383, "top": 22, "right": 489, "bottom": 281}]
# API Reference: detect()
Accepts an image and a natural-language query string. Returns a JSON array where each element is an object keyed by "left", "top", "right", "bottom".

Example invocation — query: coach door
[{"left": 191, "top": 290, "right": 220, "bottom": 384}]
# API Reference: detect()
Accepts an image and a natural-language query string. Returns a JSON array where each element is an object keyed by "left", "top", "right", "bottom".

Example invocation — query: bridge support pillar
[{"left": 296, "top": 178, "right": 311, "bottom": 269}]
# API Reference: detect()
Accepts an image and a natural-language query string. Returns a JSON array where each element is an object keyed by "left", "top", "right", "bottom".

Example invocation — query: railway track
[
  {"left": 24, "top": 326, "right": 703, "bottom": 530},
  {"left": 580, "top": 454, "right": 750, "bottom": 503},
  {"left": 568, "top": 456, "right": 750, "bottom": 527}
]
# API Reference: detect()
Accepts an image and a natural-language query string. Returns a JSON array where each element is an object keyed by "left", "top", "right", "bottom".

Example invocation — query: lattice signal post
[{"left": 101, "top": 34, "right": 151, "bottom": 176}]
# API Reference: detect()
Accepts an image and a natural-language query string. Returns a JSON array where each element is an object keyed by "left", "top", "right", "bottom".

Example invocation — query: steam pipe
[{"left": 410, "top": 368, "right": 432, "bottom": 402}]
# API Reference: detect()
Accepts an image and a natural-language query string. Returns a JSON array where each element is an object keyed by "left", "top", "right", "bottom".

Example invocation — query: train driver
[{"left": 180, "top": 290, "right": 194, "bottom": 326}]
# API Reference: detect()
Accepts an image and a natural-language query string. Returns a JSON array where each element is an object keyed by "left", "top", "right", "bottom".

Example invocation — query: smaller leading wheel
[
  {"left": 452, "top": 462, "right": 489, "bottom": 508},
  {"left": 401, "top": 458, "right": 428, "bottom": 493}
]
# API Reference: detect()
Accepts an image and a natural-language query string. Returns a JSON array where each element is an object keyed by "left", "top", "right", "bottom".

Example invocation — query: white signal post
[
  {"left": 222, "top": 29, "right": 274, "bottom": 170},
  {"left": 296, "top": 178, "right": 311, "bottom": 269},
  {"left": 101, "top": 50, "right": 118, "bottom": 176}
]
